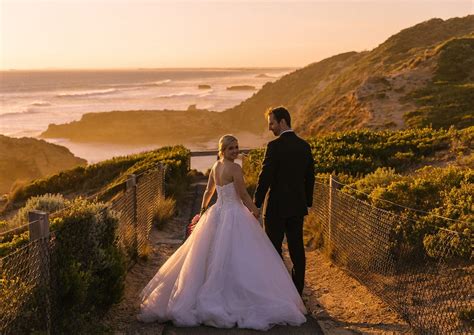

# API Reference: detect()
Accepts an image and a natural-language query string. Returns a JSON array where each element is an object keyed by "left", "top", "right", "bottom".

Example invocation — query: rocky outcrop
[{"left": 0, "top": 135, "right": 87, "bottom": 194}]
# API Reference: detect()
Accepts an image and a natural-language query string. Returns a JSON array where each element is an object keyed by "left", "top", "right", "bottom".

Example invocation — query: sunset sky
[{"left": 1, "top": 0, "right": 472, "bottom": 70}]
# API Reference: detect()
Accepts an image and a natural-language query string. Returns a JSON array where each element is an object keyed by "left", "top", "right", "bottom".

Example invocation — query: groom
[{"left": 254, "top": 106, "right": 315, "bottom": 295}]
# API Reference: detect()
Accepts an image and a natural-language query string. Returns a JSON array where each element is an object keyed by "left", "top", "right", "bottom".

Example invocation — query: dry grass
[{"left": 153, "top": 197, "right": 177, "bottom": 228}]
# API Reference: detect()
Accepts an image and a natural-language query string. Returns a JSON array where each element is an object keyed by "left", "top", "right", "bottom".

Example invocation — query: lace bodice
[{"left": 215, "top": 182, "right": 241, "bottom": 205}]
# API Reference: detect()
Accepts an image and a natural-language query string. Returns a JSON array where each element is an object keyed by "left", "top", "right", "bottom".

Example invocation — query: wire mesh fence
[
  {"left": 136, "top": 166, "right": 166, "bottom": 256},
  {"left": 0, "top": 164, "right": 166, "bottom": 334},
  {"left": 111, "top": 186, "right": 139, "bottom": 266},
  {"left": 311, "top": 177, "right": 473, "bottom": 334},
  {"left": 0, "top": 236, "right": 51, "bottom": 334}
]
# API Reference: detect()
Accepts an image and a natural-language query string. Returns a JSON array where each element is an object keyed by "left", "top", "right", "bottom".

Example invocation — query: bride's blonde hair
[{"left": 218, "top": 134, "right": 238, "bottom": 159}]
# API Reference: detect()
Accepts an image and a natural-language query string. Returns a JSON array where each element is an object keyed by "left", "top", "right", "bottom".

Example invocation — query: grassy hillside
[
  {"left": 0, "top": 135, "right": 87, "bottom": 194},
  {"left": 2, "top": 145, "right": 190, "bottom": 215},
  {"left": 38, "top": 16, "right": 474, "bottom": 144},
  {"left": 222, "top": 52, "right": 362, "bottom": 134},
  {"left": 404, "top": 37, "right": 474, "bottom": 128},
  {"left": 222, "top": 15, "right": 474, "bottom": 135}
]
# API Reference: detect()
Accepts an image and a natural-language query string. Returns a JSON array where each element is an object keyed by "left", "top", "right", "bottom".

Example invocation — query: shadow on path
[{"left": 163, "top": 316, "right": 323, "bottom": 335}]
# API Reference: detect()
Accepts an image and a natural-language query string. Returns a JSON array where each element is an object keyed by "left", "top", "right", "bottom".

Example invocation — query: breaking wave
[{"left": 56, "top": 88, "right": 118, "bottom": 98}]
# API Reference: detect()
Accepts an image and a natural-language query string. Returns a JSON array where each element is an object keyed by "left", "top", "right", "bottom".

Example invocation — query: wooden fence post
[
  {"left": 328, "top": 175, "right": 341, "bottom": 252},
  {"left": 162, "top": 164, "right": 168, "bottom": 198},
  {"left": 127, "top": 174, "right": 138, "bottom": 257},
  {"left": 28, "top": 210, "right": 51, "bottom": 334},
  {"left": 28, "top": 210, "right": 49, "bottom": 241},
  {"left": 155, "top": 163, "right": 163, "bottom": 198}
]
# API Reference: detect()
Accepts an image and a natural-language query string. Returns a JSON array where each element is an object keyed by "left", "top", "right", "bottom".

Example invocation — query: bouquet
[{"left": 185, "top": 214, "right": 201, "bottom": 239}]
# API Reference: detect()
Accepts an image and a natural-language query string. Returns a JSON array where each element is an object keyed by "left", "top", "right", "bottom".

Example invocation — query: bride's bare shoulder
[
  {"left": 212, "top": 160, "right": 222, "bottom": 170},
  {"left": 229, "top": 162, "right": 243, "bottom": 173},
  {"left": 209, "top": 161, "right": 219, "bottom": 175}
]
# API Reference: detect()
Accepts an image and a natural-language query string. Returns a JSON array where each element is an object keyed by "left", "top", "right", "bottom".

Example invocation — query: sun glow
[{"left": 1, "top": 0, "right": 472, "bottom": 70}]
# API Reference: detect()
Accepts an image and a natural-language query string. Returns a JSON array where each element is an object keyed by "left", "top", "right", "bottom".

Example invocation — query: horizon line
[{"left": 0, "top": 66, "right": 300, "bottom": 72}]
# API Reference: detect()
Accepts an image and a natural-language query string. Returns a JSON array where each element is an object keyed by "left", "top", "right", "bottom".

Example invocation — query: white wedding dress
[{"left": 137, "top": 182, "right": 306, "bottom": 330}]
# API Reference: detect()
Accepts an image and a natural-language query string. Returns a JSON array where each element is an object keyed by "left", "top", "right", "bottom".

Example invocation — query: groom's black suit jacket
[{"left": 254, "top": 131, "right": 315, "bottom": 218}]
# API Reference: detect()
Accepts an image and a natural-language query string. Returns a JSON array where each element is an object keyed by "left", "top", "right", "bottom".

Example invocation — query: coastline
[{"left": 44, "top": 130, "right": 269, "bottom": 171}]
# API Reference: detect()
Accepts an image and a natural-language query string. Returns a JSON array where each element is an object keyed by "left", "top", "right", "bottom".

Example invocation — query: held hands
[{"left": 252, "top": 208, "right": 260, "bottom": 219}]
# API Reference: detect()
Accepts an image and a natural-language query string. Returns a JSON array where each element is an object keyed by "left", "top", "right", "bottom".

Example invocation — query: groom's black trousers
[{"left": 264, "top": 216, "right": 305, "bottom": 295}]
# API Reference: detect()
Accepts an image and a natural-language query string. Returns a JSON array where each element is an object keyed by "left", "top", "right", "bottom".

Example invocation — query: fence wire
[
  {"left": 0, "top": 164, "right": 166, "bottom": 334},
  {"left": 311, "top": 179, "right": 473, "bottom": 335},
  {"left": 0, "top": 237, "right": 51, "bottom": 334},
  {"left": 136, "top": 166, "right": 165, "bottom": 256},
  {"left": 111, "top": 186, "right": 139, "bottom": 265}
]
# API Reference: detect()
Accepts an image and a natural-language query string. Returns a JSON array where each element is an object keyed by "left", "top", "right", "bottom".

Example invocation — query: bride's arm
[
  {"left": 232, "top": 164, "right": 259, "bottom": 217},
  {"left": 200, "top": 168, "right": 216, "bottom": 213}
]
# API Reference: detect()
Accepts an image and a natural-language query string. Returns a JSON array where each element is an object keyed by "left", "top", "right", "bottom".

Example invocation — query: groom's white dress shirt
[{"left": 279, "top": 129, "right": 294, "bottom": 136}]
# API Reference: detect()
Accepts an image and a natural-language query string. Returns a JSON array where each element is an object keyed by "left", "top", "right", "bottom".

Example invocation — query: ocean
[
  {"left": 0, "top": 68, "right": 291, "bottom": 137},
  {"left": 0, "top": 68, "right": 291, "bottom": 167}
]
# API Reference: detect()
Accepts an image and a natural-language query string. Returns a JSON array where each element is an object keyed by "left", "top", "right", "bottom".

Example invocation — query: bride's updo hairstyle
[{"left": 218, "top": 134, "right": 238, "bottom": 159}]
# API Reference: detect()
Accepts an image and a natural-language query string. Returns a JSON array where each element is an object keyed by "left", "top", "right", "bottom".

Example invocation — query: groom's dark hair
[{"left": 266, "top": 106, "right": 291, "bottom": 128}]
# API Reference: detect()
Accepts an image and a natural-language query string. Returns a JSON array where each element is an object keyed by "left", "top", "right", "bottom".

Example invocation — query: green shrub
[
  {"left": 6, "top": 145, "right": 190, "bottom": 210},
  {"left": 11, "top": 193, "right": 66, "bottom": 227},
  {"left": 435, "top": 38, "right": 474, "bottom": 83},
  {"left": 163, "top": 158, "right": 191, "bottom": 202},
  {"left": 242, "top": 128, "right": 472, "bottom": 259},
  {"left": 0, "top": 194, "right": 66, "bottom": 256},
  {"left": 242, "top": 150, "right": 265, "bottom": 195},
  {"left": 423, "top": 229, "right": 470, "bottom": 259},
  {"left": 0, "top": 230, "right": 29, "bottom": 257},
  {"left": 404, "top": 38, "right": 474, "bottom": 129},
  {"left": 349, "top": 165, "right": 473, "bottom": 258},
  {"left": 0, "top": 197, "right": 126, "bottom": 333},
  {"left": 243, "top": 127, "right": 456, "bottom": 184},
  {"left": 50, "top": 198, "right": 126, "bottom": 333}
]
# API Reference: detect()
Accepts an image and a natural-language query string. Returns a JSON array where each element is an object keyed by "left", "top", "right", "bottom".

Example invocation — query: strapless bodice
[{"left": 216, "top": 182, "right": 241, "bottom": 205}]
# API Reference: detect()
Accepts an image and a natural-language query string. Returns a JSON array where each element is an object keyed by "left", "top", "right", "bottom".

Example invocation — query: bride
[{"left": 137, "top": 135, "right": 306, "bottom": 330}]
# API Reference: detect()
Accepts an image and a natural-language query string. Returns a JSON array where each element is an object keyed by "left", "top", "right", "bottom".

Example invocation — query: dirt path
[
  {"left": 302, "top": 250, "right": 410, "bottom": 334},
  {"left": 102, "top": 178, "right": 410, "bottom": 334},
  {"left": 100, "top": 185, "right": 196, "bottom": 334}
]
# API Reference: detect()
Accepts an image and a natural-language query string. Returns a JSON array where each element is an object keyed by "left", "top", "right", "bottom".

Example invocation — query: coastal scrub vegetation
[
  {"left": 0, "top": 145, "right": 190, "bottom": 333},
  {"left": 224, "top": 16, "right": 474, "bottom": 136},
  {"left": 404, "top": 37, "right": 474, "bottom": 129},
  {"left": 243, "top": 127, "right": 473, "bottom": 258},
  {"left": 49, "top": 199, "right": 126, "bottom": 333},
  {"left": 0, "top": 198, "right": 126, "bottom": 333},
  {"left": 3, "top": 145, "right": 190, "bottom": 214}
]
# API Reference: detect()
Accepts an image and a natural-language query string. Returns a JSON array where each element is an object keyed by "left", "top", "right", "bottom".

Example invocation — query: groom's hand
[{"left": 252, "top": 208, "right": 260, "bottom": 219}]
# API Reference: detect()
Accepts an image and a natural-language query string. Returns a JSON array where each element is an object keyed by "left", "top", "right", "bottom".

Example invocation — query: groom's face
[{"left": 268, "top": 114, "right": 282, "bottom": 136}]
